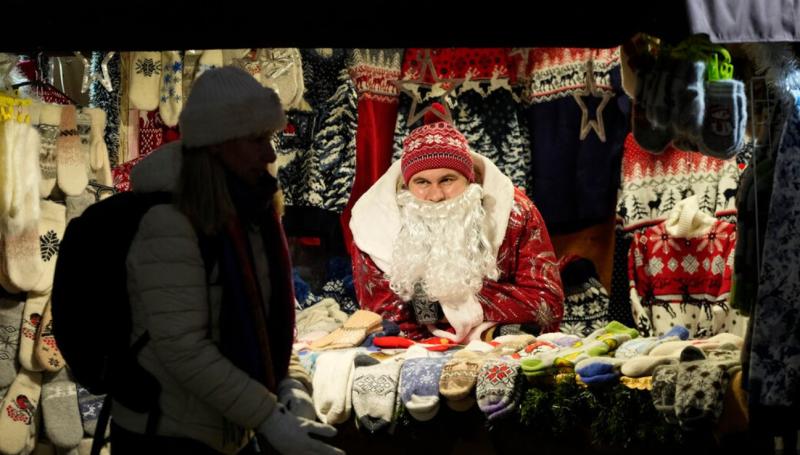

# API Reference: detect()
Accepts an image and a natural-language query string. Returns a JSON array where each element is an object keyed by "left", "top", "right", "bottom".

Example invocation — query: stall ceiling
[{"left": 3, "top": 1, "right": 690, "bottom": 52}]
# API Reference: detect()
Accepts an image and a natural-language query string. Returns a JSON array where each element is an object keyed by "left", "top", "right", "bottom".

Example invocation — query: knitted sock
[
  {"left": 1, "top": 223, "right": 44, "bottom": 293},
  {"left": 399, "top": 357, "right": 447, "bottom": 422},
  {"left": 30, "top": 200, "right": 66, "bottom": 295},
  {"left": 674, "top": 346, "right": 732, "bottom": 428},
  {"left": 66, "top": 191, "right": 94, "bottom": 224},
  {"left": 0, "top": 297, "right": 23, "bottom": 387},
  {"left": 621, "top": 355, "right": 678, "bottom": 377},
  {"left": 476, "top": 359, "right": 523, "bottom": 420},
  {"left": 649, "top": 340, "right": 693, "bottom": 357},
  {"left": 734, "top": 80, "right": 748, "bottom": 149},
  {"left": 312, "top": 349, "right": 360, "bottom": 425},
  {"left": 309, "top": 310, "right": 382, "bottom": 350},
  {"left": 536, "top": 332, "right": 582, "bottom": 347},
  {"left": 520, "top": 348, "right": 562, "bottom": 378},
  {"left": 41, "top": 368, "right": 82, "bottom": 449},
  {"left": 692, "top": 333, "right": 744, "bottom": 350},
  {"left": 519, "top": 340, "right": 558, "bottom": 358},
  {"left": 554, "top": 339, "right": 612, "bottom": 370},
  {"left": 35, "top": 300, "right": 64, "bottom": 372},
  {"left": 490, "top": 334, "right": 536, "bottom": 358},
  {"left": 575, "top": 357, "right": 625, "bottom": 385},
  {"left": 672, "top": 61, "right": 706, "bottom": 137},
  {"left": 26, "top": 390, "right": 40, "bottom": 454},
  {"left": 590, "top": 321, "right": 639, "bottom": 348},
  {"left": 0, "top": 369, "right": 42, "bottom": 455},
  {"left": 4, "top": 122, "right": 41, "bottom": 236},
  {"left": 36, "top": 104, "right": 63, "bottom": 198},
  {"left": 130, "top": 52, "right": 162, "bottom": 111},
  {"left": 651, "top": 364, "right": 679, "bottom": 422},
  {"left": 76, "top": 109, "right": 92, "bottom": 179},
  {"left": 76, "top": 385, "right": 104, "bottom": 436},
  {"left": 351, "top": 355, "right": 402, "bottom": 432},
  {"left": 84, "top": 108, "right": 112, "bottom": 187},
  {"left": 439, "top": 350, "right": 485, "bottom": 403},
  {"left": 159, "top": 51, "right": 183, "bottom": 128},
  {"left": 19, "top": 292, "right": 47, "bottom": 372},
  {"left": 614, "top": 322, "right": 686, "bottom": 359},
  {"left": 698, "top": 80, "right": 744, "bottom": 159},
  {"left": 56, "top": 105, "right": 88, "bottom": 197}
]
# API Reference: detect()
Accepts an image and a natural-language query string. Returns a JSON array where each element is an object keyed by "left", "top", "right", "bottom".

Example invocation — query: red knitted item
[{"left": 401, "top": 103, "right": 474, "bottom": 184}]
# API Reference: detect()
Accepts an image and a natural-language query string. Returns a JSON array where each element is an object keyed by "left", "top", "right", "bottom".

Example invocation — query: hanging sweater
[
  {"left": 519, "top": 47, "right": 630, "bottom": 234},
  {"left": 628, "top": 196, "right": 746, "bottom": 338},
  {"left": 278, "top": 49, "right": 358, "bottom": 217}
]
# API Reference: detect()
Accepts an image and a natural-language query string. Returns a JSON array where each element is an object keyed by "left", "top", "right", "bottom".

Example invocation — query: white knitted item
[
  {"left": 37, "top": 104, "right": 63, "bottom": 197},
  {"left": 0, "top": 369, "right": 42, "bottom": 455},
  {"left": 18, "top": 292, "right": 48, "bottom": 372},
  {"left": 312, "top": 349, "right": 360, "bottom": 425},
  {"left": 3, "top": 122, "right": 41, "bottom": 236},
  {"left": 56, "top": 105, "right": 88, "bottom": 196},
  {"left": 30, "top": 200, "right": 66, "bottom": 294},
  {"left": 130, "top": 52, "right": 162, "bottom": 111},
  {"left": 159, "top": 51, "right": 183, "bottom": 127}
]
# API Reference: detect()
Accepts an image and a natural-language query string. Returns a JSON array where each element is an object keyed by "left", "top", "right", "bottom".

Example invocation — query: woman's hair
[{"left": 175, "top": 144, "right": 236, "bottom": 235}]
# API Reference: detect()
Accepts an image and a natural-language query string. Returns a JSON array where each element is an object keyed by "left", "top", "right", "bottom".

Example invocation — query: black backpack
[{"left": 51, "top": 190, "right": 173, "bottom": 450}]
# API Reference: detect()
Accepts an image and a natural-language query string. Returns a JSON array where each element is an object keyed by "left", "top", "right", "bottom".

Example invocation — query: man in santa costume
[{"left": 350, "top": 104, "right": 564, "bottom": 342}]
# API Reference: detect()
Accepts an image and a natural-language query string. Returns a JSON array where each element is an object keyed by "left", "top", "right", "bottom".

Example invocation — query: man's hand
[{"left": 258, "top": 403, "right": 344, "bottom": 455}]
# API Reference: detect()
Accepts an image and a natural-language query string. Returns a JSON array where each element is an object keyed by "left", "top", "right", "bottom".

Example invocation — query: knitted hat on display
[
  {"left": 401, "top": 103, "right": 474, "bottom": 185},
  {"left": 178, "top": 66, "right": 287, "bottom": 148}
]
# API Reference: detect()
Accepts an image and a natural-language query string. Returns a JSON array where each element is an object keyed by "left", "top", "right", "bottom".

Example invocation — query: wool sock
[
  {"left": 0, "top": 369, "right": 42, "bottom": 455},
  {"left": 30, "top": 200, "right": 66, "bottom": 295},
  {"left": 36, "top": 104, "right": 63, "bottom": 198},
  {"left": 56, "top": 105, "right": 88, "bottom": 196},
  {"left": 0, "top": 296, "right": 23, "bottom": 387},
  {"left": 351, "top": 355, "right": 402, "bottom": 432},
  {"left": 312, "top": 349, "right": 360, "bottom": 425},
  {"left": 18, "top": 292, "right": 48, "bottom": 372},
  {"left": 476, "top": 359, "right": 523, "bottom": 420},
  {"left": 0, "top": 223, "right": 43, "bottom": 292},
  {"left": 35, "top": 300, "right": 65, "bottom": 372},
  {"left": 651, "top": 364, "right": 679, "bottom": 423},
  {"left": 41, "top": 368, "right": 82, "bottom": 449},
  {"left": 76, "top": 384, "right": 104, "bottom": 436},
  {"left": 399, "top": 357, "right": 447, "bottom": 422},
  {"left": 439, "top": 350, "right": 486, "bottom": 404}
]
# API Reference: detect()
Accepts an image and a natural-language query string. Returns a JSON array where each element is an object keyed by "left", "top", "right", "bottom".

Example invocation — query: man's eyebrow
[
  {"left": 438, "top": 173, "right": 459, "bottom": 180},
  {"left": 413, "top": 177, "right": 430, "bottom": 183}
]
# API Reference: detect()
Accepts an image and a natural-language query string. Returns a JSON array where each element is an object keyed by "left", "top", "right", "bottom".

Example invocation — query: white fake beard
[{"left": 388, "top": 184, "right": 499, "bottom": 304}]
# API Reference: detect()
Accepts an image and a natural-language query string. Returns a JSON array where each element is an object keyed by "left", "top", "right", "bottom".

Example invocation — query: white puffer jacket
[{"left": 113, "top": 142, "right": 304, "bottom": 454}]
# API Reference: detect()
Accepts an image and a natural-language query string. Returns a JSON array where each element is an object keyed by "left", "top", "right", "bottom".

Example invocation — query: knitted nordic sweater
[{"left": 628, "top": 197, "right": 747, "bottom": 338}]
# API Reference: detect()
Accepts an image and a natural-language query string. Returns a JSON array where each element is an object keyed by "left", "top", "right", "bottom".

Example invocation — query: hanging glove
[
  {"left": 258, "top": 403, "right": 344, "bottom": 455},
  {"left": 277, "top": 377, "right": 316, "bottom": 421}
]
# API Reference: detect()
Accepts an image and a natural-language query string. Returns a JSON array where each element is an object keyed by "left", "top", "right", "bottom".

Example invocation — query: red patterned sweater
[
  {"left": 353, "top": 187, "right": 565, "bottom": 340},
  {"left": 628, "top": 198, "right": 746, "bottom": 338}
]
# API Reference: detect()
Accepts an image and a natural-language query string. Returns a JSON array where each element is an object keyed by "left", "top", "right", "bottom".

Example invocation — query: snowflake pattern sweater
[{"left": 278, "top": 49, "right": 358, "bottom": 217}]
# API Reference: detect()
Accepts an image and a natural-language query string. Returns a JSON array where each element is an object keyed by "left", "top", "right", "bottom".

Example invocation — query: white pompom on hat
[{"left": 179, "top": 66, "right": 287, "bottom": 149}]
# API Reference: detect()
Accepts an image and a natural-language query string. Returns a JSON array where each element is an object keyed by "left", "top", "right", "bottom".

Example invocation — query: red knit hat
[{"left": 401, "top": 103, "right": 474, "bottom": 185}]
